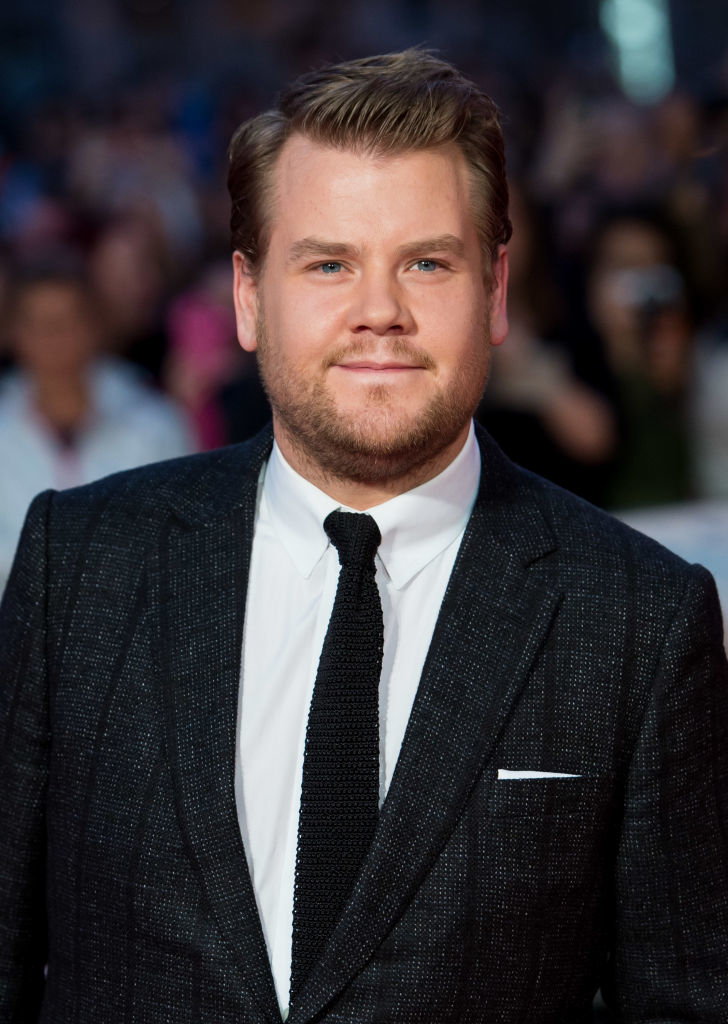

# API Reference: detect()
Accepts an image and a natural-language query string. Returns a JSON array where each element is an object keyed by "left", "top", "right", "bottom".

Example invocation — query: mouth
[{"left": 332, "top": 360, "right": 426, "bottom": 373}]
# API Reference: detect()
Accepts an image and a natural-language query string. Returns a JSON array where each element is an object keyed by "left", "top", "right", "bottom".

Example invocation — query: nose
[{"left": 346, "top": 270, "right": 414, "bottom": 336}]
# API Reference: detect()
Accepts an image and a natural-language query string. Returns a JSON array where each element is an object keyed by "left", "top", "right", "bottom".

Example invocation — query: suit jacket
[{"left": 1, "top": 424, "right": 727, "bottom": 1023}]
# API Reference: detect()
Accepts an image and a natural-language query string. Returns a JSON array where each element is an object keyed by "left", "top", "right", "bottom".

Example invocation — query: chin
[{"left": 277, "top": 396, "right": 474, "bottom": 485}]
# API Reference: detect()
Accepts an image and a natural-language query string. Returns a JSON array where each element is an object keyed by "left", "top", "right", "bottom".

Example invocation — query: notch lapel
[
  {"left": 288, "top": 432, "right": 562, "bottom": 1024},
  {"left": 155, "top": 433, "right": 281, "bottom": 1023}
]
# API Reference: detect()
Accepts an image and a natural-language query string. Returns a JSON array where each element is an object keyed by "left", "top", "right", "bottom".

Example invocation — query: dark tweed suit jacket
[{"left": 1, "top": 425, "right": 727, "bottom": 1023}]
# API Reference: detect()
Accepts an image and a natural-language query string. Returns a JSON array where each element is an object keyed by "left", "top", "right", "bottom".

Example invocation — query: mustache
[{"left": 323, "top": 338, "right": 436, "bottom": 371}]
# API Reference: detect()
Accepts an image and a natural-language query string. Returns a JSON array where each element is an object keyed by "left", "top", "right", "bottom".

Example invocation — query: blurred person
[
  {"left": 478, "top": 181, "right": 616, "bottom": 503},
  {"left": 531, "top": 83, "right": 597, "bottom": 200},
  {"left": 591, "top": 103, "right": 660, "bottom": 205},
  {"left": 0, "top": 266, "right": 194, "bottom": 593},
  {"left": 532, "top": 94, "right": 657, "bottom": 258},
  {"left": 1, "top": 50, "right": 727, "bottom": 1024},
  {"left": 651, "top": 93, "right": 724, "bottom": 319},
  {"left": 163, "top": 259, "right": 242, "bottom": 449},
  {"left": 87, "top": 214, "right": 171, "bottom": 379},
  {"left": 586, "top": 211, "right": 697, "bottom": 507}
]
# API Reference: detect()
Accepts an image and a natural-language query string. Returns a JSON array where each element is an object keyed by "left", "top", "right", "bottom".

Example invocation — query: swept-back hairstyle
[{"left": 228, "top": 49, "right": 511, "bottom": 280}]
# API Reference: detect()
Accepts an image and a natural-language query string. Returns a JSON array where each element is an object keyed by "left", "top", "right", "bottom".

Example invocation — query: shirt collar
[{"left": 262, "top": 421, "right": 481, "bottom": 590}]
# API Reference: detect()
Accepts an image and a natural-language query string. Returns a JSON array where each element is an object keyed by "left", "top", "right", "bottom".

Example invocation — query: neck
[{"left": 273, "top": 421, "right": 471, "bottom": 510}]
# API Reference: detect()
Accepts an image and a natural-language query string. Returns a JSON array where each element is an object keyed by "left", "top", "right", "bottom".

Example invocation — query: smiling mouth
[{"left": 326, "top": 340, "right": 436, "bottom": 374}]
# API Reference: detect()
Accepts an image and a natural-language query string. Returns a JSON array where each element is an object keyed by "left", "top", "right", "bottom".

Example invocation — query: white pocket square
[{"left": 497, "top": 769, "right": 581, "bottom": 779}]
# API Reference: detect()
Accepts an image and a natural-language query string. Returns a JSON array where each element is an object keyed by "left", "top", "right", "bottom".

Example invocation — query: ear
[
  {"left": 232, "top": 251, "right": 260, "bottom": 353},
  {"left": 488, "top": 245, "right": 509, "bottom": 347}
]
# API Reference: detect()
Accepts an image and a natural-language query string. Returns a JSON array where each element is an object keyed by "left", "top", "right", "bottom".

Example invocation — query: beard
[{"left": 255, "top": 310, "right": 491, "bottom": 486}]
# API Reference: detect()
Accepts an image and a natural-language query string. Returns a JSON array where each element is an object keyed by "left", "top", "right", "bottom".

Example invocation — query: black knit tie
[{"left": 290, "top": 510, "right": 383, "bottom": 1002}]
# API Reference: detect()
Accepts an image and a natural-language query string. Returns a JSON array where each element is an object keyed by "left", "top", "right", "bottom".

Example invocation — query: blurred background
[{"left": 1, "top": 0, "right": 727, "bottom": 614}]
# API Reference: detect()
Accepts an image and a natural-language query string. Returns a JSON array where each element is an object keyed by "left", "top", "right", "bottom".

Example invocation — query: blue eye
[
  {"left": 414, "top": 259, "right": 438, "bottom": 272},
  {"left": 320, "top": 262, "right": 343, "bottom": 274}
]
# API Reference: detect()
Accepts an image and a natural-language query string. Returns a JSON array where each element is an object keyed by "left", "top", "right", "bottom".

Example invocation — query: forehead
[
  {"left": 596, "top": 221, "right": 670, "bottom": 269},
  {"left": 17, "top": 281, "right": 88, "bottom": 316},
  {"left": 266, "top": 134, "right": 477, "bottom": 247}
]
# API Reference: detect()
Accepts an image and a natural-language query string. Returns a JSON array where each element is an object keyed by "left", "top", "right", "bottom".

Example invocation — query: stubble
[{"left": 255, "top": 309, "right": 491, "bottom": 488}]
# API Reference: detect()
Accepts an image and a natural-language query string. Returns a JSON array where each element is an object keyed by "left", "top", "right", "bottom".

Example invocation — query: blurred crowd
[{"left": 1, "top": 1, "right": 728, "bottom": 594}]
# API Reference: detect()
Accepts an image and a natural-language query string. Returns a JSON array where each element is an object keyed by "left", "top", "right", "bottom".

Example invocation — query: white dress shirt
[{"left": 234, "top": 423, "right": 481, "bottom": 1015}]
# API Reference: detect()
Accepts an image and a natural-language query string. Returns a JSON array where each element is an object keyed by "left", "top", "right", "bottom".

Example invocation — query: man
[
  {"left": 1, "top": 50, "right": 726, "bottom": 1024},
  {"left": 0, "top": 268, "right": 194, "bottom": 595}
]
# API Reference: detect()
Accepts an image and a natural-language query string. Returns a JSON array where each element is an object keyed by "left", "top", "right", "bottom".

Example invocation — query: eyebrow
[
  {"left": 286, "top": 233, "right": 466, "bottom": 266},
  {"left": 287, "top": 238, "right": 361, "bottom": 264},
  {"left": 396, "top": 234, "right": 466, "bottom": 262}
]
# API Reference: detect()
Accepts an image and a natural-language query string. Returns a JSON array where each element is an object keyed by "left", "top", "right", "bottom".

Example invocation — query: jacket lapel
[
  {"left": 288, "top": 430, "right": 562, "bottom": 1024},
  {"left": 155, "top": 431, "right": 281, "bottom": 1023}
]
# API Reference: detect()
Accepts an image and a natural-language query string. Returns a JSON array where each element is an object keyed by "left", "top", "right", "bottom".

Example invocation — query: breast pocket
[
  {"left": 486, "top": 775, "right": 617, "bottom": 820},
  {"left": 474, "top": 774, "right": 620, "bottom": 917}
]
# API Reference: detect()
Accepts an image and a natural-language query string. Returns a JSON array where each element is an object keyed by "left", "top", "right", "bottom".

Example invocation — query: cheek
[
  {"left": 429, "top": 300, "right": 488, "bottom": 365},
  {"left": 275, "top": 290, "right": 348, "bottom": 353}
]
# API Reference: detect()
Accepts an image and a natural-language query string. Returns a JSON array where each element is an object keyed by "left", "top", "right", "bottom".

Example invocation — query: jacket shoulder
[
  {"left": 513, "top": 463, "right": 711, "bottom": 604},
  {"left": 48, "top": 428, "right": 272, "bottom": 532}
]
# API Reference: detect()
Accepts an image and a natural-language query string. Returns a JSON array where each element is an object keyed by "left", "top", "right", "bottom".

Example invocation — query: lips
[{"left": 333, "top": 361, "right": 425, "bottom": 371}]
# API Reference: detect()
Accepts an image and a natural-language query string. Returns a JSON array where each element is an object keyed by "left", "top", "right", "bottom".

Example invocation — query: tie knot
[{"left": 324, "top": 510, "right": 381, "bottom": 569}]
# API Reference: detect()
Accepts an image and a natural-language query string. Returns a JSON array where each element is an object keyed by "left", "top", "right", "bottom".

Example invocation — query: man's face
[
  {"left": 233, "top": 134, "right": 508, "bottom": 486},
  {"left": 14, "top": 282, "right": 97, "bottom": 378}
]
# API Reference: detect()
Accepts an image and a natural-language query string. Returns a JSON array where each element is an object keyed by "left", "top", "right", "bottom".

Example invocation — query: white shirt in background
[{"left": 0, "top": 358, "right": 195, "bottom": 595}]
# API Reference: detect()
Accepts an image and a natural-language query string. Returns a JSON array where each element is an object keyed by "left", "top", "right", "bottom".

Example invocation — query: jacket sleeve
[
  {"left": 603, "top": 564, "right": 728, "bottom": 1020},
  {"left": 0, "top": 491, "right": 54, "bottom": 1022}
]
